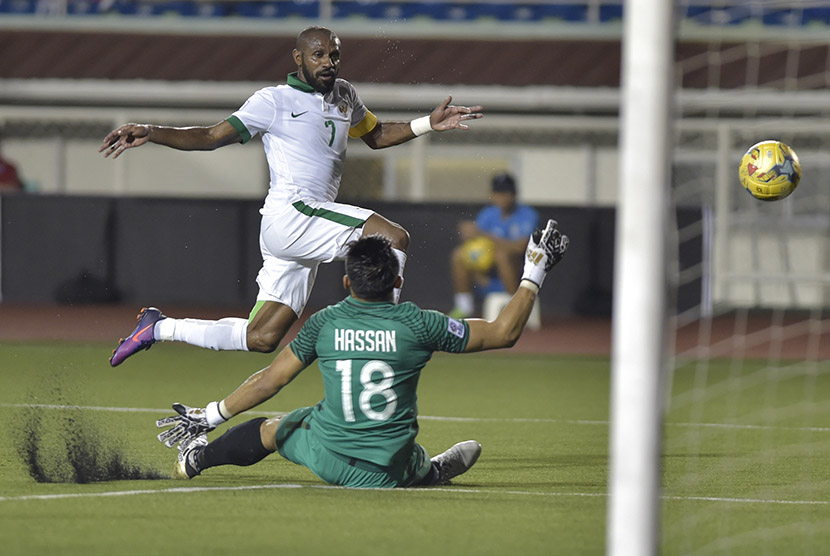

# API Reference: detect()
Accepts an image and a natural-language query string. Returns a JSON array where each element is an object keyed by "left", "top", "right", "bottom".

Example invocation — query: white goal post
[{"left": 607, "top": 0, "right": 675, "bottom": 555}]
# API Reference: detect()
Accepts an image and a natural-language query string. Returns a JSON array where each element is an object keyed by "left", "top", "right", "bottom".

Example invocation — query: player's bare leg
[
  {"left": 362, "top": 213, "right": 410, "bottom": 302},
  {"left": 259, "top": 417, "right": 281, "bottom": 451},
  {"left": 245, "top": 301, "right": 298, "bottom": 353},
  {"left": 492, "top": 246, "right": 520, "bottom": 293},
  {"left": 363, "top": 213, "right": 409, "bottom": 251},
  {"left": 450, "top": 247, "right": 475, "bottom": 318},
  {"left": 110, "top": 300, "right": 296, "bottom": 365}
]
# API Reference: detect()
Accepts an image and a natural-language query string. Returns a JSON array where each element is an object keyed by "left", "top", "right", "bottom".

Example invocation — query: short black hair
[
  {"left": 345, "top": 235, "right": 400, "bottom": 301},
  {"left": 491, "top": 173, "right": 517, "bottom": 194}
]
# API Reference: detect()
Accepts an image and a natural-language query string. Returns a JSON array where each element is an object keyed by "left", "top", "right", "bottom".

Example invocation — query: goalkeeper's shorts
[{"left": 274, "top": 406, "right": 431, "bottom": 488}]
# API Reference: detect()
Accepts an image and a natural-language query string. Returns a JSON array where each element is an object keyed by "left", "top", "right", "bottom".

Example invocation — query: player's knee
[
  {"left": 365, "top": 215, "right": 409, "bottom": 251},
  {"left": 388, "top": 224, "right": 410, "bottom": 251},
  {"left": 246, "top": 328, "right": 283, "bottom": 353},
  {"left": 260, "top": 418, "right": 280, "bottom": 452}
]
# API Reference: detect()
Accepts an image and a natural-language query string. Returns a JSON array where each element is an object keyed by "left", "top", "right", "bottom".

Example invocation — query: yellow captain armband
[{"left": 348, "top": 110, "right": 379, "bottom": 138}]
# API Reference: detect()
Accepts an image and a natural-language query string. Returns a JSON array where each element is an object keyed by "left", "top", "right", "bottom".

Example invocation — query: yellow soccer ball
[
  {"left": 461, "top": 236, "right": 495, "bottom": 273},
  {"left": 738, "top": 140, "right": 801, "bottom": 201}
]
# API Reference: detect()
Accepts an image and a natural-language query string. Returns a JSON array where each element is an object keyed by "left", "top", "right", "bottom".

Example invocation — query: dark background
[{"left": 0, "top": 194, "right": 702, "bottom": 317}]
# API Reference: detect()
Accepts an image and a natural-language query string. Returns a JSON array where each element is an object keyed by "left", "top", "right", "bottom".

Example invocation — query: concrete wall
[{"left": 1, "top": 129, "right": 620, "bottom": 206}]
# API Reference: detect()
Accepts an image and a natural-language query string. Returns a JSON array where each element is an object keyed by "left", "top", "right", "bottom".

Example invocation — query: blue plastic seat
[
  {"left": 803, "top": 7, "right": 830, "bottom": 25},
  {"left": 236, "top": 1, "right": 319, "bottom": 19},
  {"left": 332, "top": 1, "right": 388, "bottom": 20},
  {"left": 0, "top": 0, "right": 36, "bottom": 14},
  {"left": 599, "top": 4, "right": 623, "bottom": 22},
  {"left": 534, "top": 4, "right": 589, "bottom": 23}
]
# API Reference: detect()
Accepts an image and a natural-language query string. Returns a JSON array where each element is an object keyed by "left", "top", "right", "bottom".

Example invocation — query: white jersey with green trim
[{"left": 227, "top": 73, "right": 369, "bottom": 213}]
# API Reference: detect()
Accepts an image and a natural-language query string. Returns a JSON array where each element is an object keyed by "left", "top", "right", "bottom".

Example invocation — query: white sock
[
  {"left": 392, "top": 248, "right": 407, "bottom": 304},
  {"left": 156, "top": 317, "right": 249, "bottom": 351},
  {"left": 454, "top": 293, "right": 474, "bottom": 316}
]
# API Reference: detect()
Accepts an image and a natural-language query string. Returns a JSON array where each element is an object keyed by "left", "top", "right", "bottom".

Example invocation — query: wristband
[
  {"left": 218, "top": 399, "right": 232, "bottom": 420},
  {"left": 410, "top": 116, "right": 433, "bottom": 137},
  {"left": 206, "top": 400, "right": 229, "bottom": 427},
  {"left": 521, "top": 256, "right": 547, "bottom": 290},
  {"left": 519, "top": 280, "right": 539, "bottom": 294}
]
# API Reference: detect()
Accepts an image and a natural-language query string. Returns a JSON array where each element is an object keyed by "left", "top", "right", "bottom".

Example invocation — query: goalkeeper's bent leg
[
  {"left": 195, "top": 418, "right": 273, "bottom": 471},
  {"left": 157, "top": 317, "right": 248, "bottom": 351}
]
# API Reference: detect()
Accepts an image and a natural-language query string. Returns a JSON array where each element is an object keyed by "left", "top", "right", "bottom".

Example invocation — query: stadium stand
[{"left": 0, "top": 1, "right": 827, "bottom": 27}]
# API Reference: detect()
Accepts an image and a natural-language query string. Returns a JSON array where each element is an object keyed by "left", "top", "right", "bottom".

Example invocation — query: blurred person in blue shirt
[{"left": 450, "top": 173, "right": 538, "bottom": 318}]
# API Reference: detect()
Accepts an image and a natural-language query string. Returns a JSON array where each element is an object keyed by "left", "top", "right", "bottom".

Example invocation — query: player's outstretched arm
[
  {"left": 463, "top": 219, "right": 569, "bottom": 352},
  {"left": 99, "top": 120, "right": 241, "bottom": 159},
  {"left": 360, "top": 96, "right": 483, "bottom": 149},
  {"left": 428, "top": 95, "right": 484, "bottom": 131},
  {"left": 155, "top": 347, "right": 307, "bottom": 448},
  {"left": 221, "top": 346, "right": 307, "bottom": 417}
]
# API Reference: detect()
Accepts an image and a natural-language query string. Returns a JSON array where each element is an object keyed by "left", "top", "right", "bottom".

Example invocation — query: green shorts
[{"left": 274, "top": 406, "right": 431, "bottom": 488}]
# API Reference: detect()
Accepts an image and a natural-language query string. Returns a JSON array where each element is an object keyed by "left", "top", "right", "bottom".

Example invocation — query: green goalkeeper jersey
[{"left": 288, "top": 296, "right": 470, "bottom": 467}]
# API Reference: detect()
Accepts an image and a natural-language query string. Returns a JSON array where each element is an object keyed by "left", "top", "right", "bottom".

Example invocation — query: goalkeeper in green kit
[{"left": 156, "top": 219, "right": 568, "bottom": 488}]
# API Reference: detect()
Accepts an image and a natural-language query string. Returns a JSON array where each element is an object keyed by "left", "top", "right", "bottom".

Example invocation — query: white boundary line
[
  {"left": 2, "top": 403, "right": 828, "bottom": 507},
  {"left": 2, "top": 403, "right": 829, "bottom": 432},
  {"left": 0, "top": 483, "right": 826, "bottom": 507}
]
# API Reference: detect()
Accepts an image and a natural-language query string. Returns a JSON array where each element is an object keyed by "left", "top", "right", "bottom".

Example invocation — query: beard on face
[{"left": 301, "top": 60, "right": 336, "bottom": 94}]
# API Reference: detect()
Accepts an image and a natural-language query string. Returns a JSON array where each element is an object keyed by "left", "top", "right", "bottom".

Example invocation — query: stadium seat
[
  {"left": 483, "top": 292, "right": 541, "bottom": 331},
  {"left": 0, "top": 0, "right": 35, "bottom": 14},
  {"left": 803, "top": 7, "right": 830, "bottom": 25},
  {"left": 164, "top": 1, "right": 229, "bottom": 17},
  {"left": 762, "top": 9, "right": 801, "bottom": 26},
  {"left": 684, "top": 4, "right": 755, "bottom": 26},
  {"left": 466, "top": 2, "right": 515, "bottom": 22},
  {"left": 332, "top": 1, "right": 388, "bottom": 20},
  {"left": 105, "top": 1, "right": 164, "bottom": 16},
  {"left": 236, "top": 1, "right": 318, "bottom": 19},
  {"left": 599, "top": 4, "right": 623, "bottom": 22},
  {"left": 534, "top": 4, "right": 589, "bottom": 23}
]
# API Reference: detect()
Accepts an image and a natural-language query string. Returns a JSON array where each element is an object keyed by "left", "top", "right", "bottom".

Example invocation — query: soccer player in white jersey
[{"left": 99, "top": 26, "right": 483, "bottom": 367}]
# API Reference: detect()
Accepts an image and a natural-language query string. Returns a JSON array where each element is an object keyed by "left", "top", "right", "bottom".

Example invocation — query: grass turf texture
[
  {"left": 0, "top": 342, "right": 609, "bottom": 555},
  {"left": 1, "top": 342, "right": 829, "bottom": 554}
]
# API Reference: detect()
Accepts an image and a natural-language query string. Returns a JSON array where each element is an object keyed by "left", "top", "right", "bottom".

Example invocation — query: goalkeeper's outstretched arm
[
  {"left": 156, "top": 347, "right": 307, "bottom": 447},
  {"left": 222, "top": 347, "right": 308, "bottom": 418},
  {"left": 463, "top": 219, "right": 569, "bottom": 353}
]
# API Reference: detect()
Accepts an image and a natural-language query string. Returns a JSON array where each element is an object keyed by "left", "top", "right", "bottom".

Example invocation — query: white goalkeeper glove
[
  {"left": 521, "top": 219, "right": 569, "bottom": 291},
  {"left": 155, "top": 402, "right": 228, "bottom": 448}
]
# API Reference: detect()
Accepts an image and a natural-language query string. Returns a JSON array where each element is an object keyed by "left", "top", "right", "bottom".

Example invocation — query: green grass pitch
[{"left": 1, "top": 342, "right": 828, "bottom": 555}]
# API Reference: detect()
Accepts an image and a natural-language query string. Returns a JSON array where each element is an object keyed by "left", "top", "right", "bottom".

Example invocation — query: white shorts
[{"left": 255, "top": 200, "right": 374, "bottom": 316}]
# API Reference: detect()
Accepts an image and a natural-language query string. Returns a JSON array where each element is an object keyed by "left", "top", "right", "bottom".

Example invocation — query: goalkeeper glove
[
  {"left": 156, "top": 401, "right": 228, "bottom": 448},
  {"left": 521, "top": 219, "right": 569, "bottom": 290}
]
